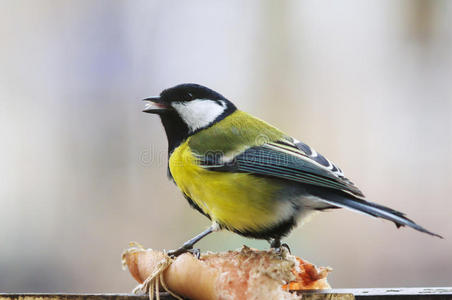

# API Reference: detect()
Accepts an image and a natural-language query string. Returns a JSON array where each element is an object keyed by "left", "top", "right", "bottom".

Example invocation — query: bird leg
[
  {"left": 167, "top": 224, "right": 218, "bottom": 258},
  {"left": 270, "top": 238, "right": 281, "bottom": 249}
]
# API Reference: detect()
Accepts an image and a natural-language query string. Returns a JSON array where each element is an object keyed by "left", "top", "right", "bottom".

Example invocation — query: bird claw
[
  {"left": 280, "top": 243, "right": 291, "bottom": 254},
  {"left": 273, "top": 243, "right": 291, "bottom": 255},
  {"left": 191, "top": 248, "right": 201, "bottom": 259}
]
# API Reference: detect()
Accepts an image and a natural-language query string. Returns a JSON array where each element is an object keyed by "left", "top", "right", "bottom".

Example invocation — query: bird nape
[{"left": 142, "top": 83, "right": 442, "bottom": 256}]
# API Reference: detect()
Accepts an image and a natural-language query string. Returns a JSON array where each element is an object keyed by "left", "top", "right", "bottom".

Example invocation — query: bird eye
[{"left": 187, "top": 92, "right": 193, "bottom": 99}]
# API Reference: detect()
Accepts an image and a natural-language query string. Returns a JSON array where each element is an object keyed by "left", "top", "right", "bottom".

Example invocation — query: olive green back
[{"left": 188, "top": 110, "right": 286, "bottom": 155}]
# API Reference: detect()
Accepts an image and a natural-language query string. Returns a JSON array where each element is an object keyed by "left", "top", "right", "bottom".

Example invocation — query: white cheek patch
[{"left": 172, "top": 99, "right": 227, "bottom": 132}]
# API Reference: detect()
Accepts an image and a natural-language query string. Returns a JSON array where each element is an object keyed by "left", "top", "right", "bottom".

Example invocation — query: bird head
[{"left": 143, "top": 83, "right": 236, "bottom": 134}]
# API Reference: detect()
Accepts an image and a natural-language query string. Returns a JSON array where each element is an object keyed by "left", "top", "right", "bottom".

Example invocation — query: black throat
[{"left": 159, "top": 110, "right": 190, "bottom": 156}]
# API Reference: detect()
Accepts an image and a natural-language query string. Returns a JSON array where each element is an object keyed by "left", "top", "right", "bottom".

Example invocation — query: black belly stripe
[{"left": 231, "top": 216, "right": 298, "bottom": 240}]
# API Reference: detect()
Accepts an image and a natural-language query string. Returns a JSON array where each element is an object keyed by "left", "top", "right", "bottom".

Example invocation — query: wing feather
[{"left": 198, "top": 138, "right": 364, "bottom": 197}]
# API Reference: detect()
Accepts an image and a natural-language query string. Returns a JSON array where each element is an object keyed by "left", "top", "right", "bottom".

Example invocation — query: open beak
[{"left": 142, "top": 96, "right": 169, "bottom": 114}]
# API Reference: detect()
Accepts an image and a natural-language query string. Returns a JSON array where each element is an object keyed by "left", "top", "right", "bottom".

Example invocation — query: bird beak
[{"left": 142, "top": 96, "right": 169, "bottom": 114}]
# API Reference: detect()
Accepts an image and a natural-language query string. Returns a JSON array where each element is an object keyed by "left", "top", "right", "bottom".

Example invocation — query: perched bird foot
[
  {"left": 270, "top": 239, "right": 291, "bottom": 255},
  {"left": 167, "top": 245, "right": 201, "bottom": 259},
  {"left": 191, "top": 248, "right": 201, "bottom": 259},
  {"left": 273, "top": 244, "right": 291, "bottom": 256},
  {"left": 280, "top": 243, "right": 291, "bottom": 254}
]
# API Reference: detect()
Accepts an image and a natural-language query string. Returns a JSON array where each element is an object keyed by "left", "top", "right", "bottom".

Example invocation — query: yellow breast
[{"left": 169, "top": 140, "right": 286, "bottom": 232}]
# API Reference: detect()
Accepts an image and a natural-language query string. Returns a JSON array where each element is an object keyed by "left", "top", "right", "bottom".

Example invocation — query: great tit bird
[{"left": 143, "top": 83, "right": 442, "bottom": 256}]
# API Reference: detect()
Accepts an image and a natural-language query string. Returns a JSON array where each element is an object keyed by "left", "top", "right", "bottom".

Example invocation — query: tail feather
[{"left": 313, "top": 190, "right": 443, "bottom": 238}]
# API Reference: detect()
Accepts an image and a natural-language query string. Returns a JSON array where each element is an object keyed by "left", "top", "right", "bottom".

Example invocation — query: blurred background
[{"left": 1, "top": 0, "right": 451, "bottom": 292}]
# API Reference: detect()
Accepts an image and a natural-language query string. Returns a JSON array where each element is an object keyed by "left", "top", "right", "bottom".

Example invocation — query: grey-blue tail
[{"left": 312, "top": 189, "right": 443, "bottom": 238}]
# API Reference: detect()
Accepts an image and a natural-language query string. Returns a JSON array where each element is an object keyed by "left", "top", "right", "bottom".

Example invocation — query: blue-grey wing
[{"left": 199, "top": 138, "right": 364, "bottom": 198}]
